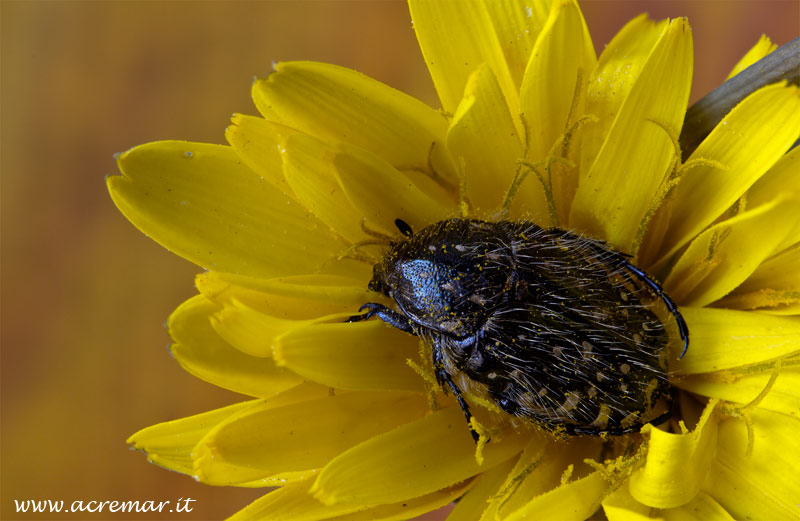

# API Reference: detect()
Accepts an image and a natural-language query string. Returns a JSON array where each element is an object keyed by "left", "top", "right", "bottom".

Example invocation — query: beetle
[{"left": 349, "top": 218, "right": 689, "bottom": 441}]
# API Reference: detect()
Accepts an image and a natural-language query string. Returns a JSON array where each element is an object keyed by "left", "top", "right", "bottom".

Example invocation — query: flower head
[{"left": 110, "top": 1, "right": 800, "bottom": 519}]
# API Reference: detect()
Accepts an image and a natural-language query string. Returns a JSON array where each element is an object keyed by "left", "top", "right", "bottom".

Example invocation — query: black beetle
[{"left": 349, "top": 218, "right": 688, "bottom": 440}]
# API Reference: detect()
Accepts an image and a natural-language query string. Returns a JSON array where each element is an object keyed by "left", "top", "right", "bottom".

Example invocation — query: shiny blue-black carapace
[{"left": 349, "top": 218, "right": 689, "bottom": 441}]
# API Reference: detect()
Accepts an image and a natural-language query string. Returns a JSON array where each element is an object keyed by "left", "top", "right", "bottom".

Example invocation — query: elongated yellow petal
[
  {"left": 324, "top": 481, "right": 471, "bottom": 521},
  {"left": 570, "top": 18, "right": 693, "bottom": 252},
  {"left": 448, "top": 458, "right": 517, "bottom": 521},
  {"left": 603, "top": 486, "right": 653, "bottom": 520},
  {"left": 484, "top": 1, "right": 552, "bottom": 87},
  {"left": 282, "top": 133, "right": 365, "bottom": 242},
  {"left": 447, "top": 63, "right": 527, "bottom": 217},
  {"left": 726, "top": 35, "right": 777, "bottom": 79},
  {"left": 169, "top": 295, "right": 303, "bottom": 397},
  {"left": 662, "top": 492, "right": 736, "bottom": 521},
  {"left": 333, "top": 143, "right": 452, "bottom": 235},
  {"left": 629, "top": 399, "right": 719, "bottom": 508},
  {"left": 127, "top": 400, "right": 260, "bottom": 476},
  {"left": 229, "top": 476, "right": 470, "bottom": 521},
  {"left": 675, "top": 308, "right": 800, "bottom": 374},
  {"left": 703, "top": 410, "right": 800, "bottom": 519},
  {"left": 194, "top": 391, "right": 429, "bottom": 486},
  {"left": 252, "top": 61, "right": 455, "bottom": 182},
  {"left": 109, "top": 141, "right": 344, "bottom": 277},
  {"left": 717, "top": 245, "right": 800, "bottom": 312},
  {"left": 311, "top": 406, "right": 526, "bottom": 506},
  {"left": 738, "top": 242, "right": 800, "bottom": 293},
  {"left": 486, "top": 436, "right": 601, "bottom": 520},
  {"left": 229, "top": 478, "right": 365, "bottom": 521},
  {"left": 520, "top": 0, "right": 595, "bottom": 164},
  {"left": 197, "top": 272, "right": 369, "bottom": 320},
  {"left": 746, "top": 143, "right": 800, "bottom": 208},
  {"left": 224, "top": 114, "right": 297, "bottom": 196},
  {"left": 210, "top": 300, "right": 319, "bottom": 358},
  {"left": 579, "top": 14, "right": 666, "bottom": 183},
  {"left": 677, "top": 368, "right": 800, "bottom": 419},
  {"left": 663, "top": 196, "right": 800, "bottom": 307},
  {"left": 504, "top": 471, "right": 609, "bottom": 521},
  {"left": 408, "top": 0, "right": 521, "bottom": 122},
  {"left": 605, "top": 487, "right": 736, "bottom": 521},
  {"left": 273, "top": 321, "right": 425, "bottom": 392},
  {"left": 657, "top": 83, "right": 800, "bottom": 262},
  {"left": 746, "top": 145, "right": 800, "bottom": 255}
]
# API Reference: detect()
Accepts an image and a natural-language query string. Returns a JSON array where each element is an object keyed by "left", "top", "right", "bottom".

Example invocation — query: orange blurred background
[{"left": 1, "top": 2, "right": 797, "bottom": 520}]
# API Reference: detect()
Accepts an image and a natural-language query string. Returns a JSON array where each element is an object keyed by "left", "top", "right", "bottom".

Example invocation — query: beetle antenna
[{"left": 395, "top": 218, "right": 414, "bottom": 237}]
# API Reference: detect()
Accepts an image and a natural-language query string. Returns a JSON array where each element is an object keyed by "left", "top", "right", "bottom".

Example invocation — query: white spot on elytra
[{"left": 469, "top": 294, "right": 487, "bottom": 306}]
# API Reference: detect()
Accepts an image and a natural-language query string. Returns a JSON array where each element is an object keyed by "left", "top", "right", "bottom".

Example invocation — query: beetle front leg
[
  {"left": 431, "top": 337, "right": 479, "bottom": 443},
  {"left": 347, "top": 303, "right": 416, "bottom": 334}
]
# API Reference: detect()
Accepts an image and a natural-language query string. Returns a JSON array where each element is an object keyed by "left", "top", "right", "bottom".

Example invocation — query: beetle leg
[
  {"left": 431, "top": 337, "right": 479, "bottom": 443},
  {"left": 582, "top": 237, "right": 689, "bottom": 360},
  {"left": 621, "top": 262, "right": 689, "bottom": 359},
  {"left": 347, "top": 303, "right": 416, "bottom": 334}
]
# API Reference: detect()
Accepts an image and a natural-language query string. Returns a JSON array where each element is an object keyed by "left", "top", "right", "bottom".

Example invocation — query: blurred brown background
[{"left": 1, "top": 1, "right": 797, "bottom": 520}]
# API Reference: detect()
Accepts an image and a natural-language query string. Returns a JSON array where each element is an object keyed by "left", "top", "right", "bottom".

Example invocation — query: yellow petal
[
  {"left": 196, "top": 271, "right": 369, "bottom": 320},
  {"left": 504, "top": 471, "right": 609, "bottom": 521},
  {"left": 520, "top": 0, "right": 595, "bottom": 164},
  {"left": 252, "top": 61, "right": 455, "bottom": 183},
  {"left": 447, "top": 63, "right": 527, "bottom": 216},
  {"left": 209, "top": 300, "right": 317, "bottom": 358},
  {"left": 662, "top": 492, "right": 736, "bottom": 521},
  {"left": 578, "top": 14, "right": 667, "bottom": 185},
  {"left": 486, "top": 436, "right": 601, "bottom": 520},
  {"left": 229, "top": 478, "right": 364, "bottom": 521},
  {"left": 746, "top": 144, "right": 800, "bottom": 254},
  {"left": 674, "top": 307, "right": 800, "bottom": 375},
  {"left": 629, "top": 399, "right": 719, "bottom": 509},
  {"left": 735, "top": 243, "right": 800, "bottom": 294},
  {"left": 127, "top": 400, "right": 260, "bottom": 476},
  {"left": 311, "top": 406, "right": 526, "bottom": 506},
  {"left": 747, "top": 142, "right": 800, "bottom": 207},
  {"left": 726, "top": 35, "right": 777, "bottom": 80},
  {"left": 333, "top": 143, "right": 452, "bottom": 235},
  {"left": 273, "top": 321, "right": 425, "bottom": 392},
  {"left": 605, "top": 487, "right": 737, "bottom": 521},
  {"left": 717, "top": 245, "right": 800, "bottom": 312},
  {"left": 603, "top": 486, "right": 652, "bottom": 520},
  {"left": 169, "top": 295, "right": 302, "bottom": 397},
  {"left": 230, "top": 476, "right": 470, "bottom": 521},
  {"left": 657, "top": 83, "right": 800, "bottom": 262},
  {"left": 448, "top": 458, "right": 517, "bottom": 521},
  {"left": 663, "top": 196, "right": 800, "bottom": 307},
  {"left": 224, "top": 114, "right": 297, "bottom": 196},
  {"left": 570, "top": 18, "right": 693, "bottom": 252},
  {"left": 484, "top": 0, "right": 552, "bottom": 88},
  {"left": 109, "top": 141, "right": 345, "bottom": 277},
  {"left": 677, "top": 368, "right": 800, "bottom": 419},
  {"left": 324, "top": 481, "right": 471, "bottom": 521},
  {"left": 282, "top": 133, "right": 365, "bottom": 242},
  {"left": 703, "top": 409, "right": 800, "bottom": 519},
  {"left": 194, "top": 391, "right": 429, "bottom": 486},
  {"left": 408, "top": 0, "right": 522, "bottom": 124}
]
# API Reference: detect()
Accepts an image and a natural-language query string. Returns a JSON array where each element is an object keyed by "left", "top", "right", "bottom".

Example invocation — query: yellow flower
[{"left": 109, "top": 1, "right": 800, "bottom": 519}]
